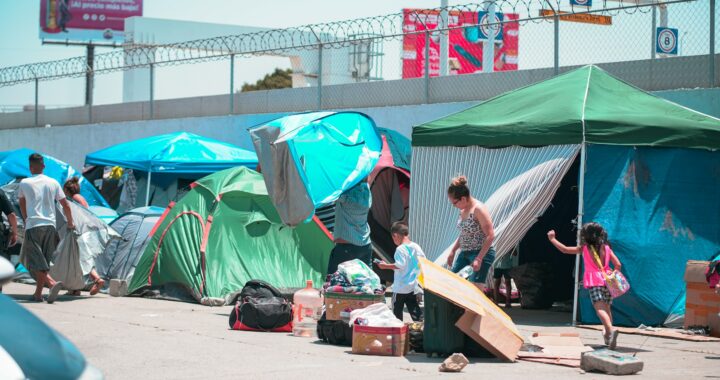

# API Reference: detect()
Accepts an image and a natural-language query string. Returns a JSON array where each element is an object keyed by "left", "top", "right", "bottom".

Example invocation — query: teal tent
[
  {"left": 250, "top": 112, "right": 382, "bottom": 226},
  {"left": 85, "top": 132, "right": 258, "bottom": 209}
]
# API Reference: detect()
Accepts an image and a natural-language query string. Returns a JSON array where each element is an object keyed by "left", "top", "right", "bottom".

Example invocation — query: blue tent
[
  {"left": 0, "top": 293, "right": 101, "bottom": 379},
  {"left": 0, "top": 148, "right": 108, "bottom": 208},
  {"left": 85, "top": 132, "right": 258, "bottom": 207},
  {"left": 250, "top": 112, "right": 382, "bottom": 226}
]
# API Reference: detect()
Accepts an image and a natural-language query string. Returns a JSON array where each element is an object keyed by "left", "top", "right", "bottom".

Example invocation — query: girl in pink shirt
[{"left": 547, "top": 222, "right": 622, "bottom": 349}]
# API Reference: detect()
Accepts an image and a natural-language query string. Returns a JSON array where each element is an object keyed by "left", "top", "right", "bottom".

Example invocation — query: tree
[{"left": 240, "top": 68, "right": 293, "bottom": 92}]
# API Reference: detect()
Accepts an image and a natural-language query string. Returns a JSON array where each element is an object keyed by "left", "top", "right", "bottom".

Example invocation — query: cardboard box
[
  {"left": 684, "top": 260, "right": 710, "bottom": 283},
  {"left": 684, "top": 260, "right": 720, "bottom": 337},
  {"left": 352, "top": 325, "right": 408, "bottom": 356},
  {"left": 418, "top": 258, "right": 524, "bottom": 361},
  {"left": 324, "top": 292, "right": 385, "bottom": 321}
]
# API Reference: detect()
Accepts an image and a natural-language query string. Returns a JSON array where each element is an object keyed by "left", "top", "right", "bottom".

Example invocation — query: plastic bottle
[
  {"left": 292, "top": 280, "right": 323, "bottom": 337},
  {"left": 457, "top": 265, "right": 475, "bottom": 280}
]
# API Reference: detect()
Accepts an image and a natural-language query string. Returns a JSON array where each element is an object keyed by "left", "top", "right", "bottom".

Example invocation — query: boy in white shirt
[{"left": 377, "top": 222, "right": 425, "bottom": 322}]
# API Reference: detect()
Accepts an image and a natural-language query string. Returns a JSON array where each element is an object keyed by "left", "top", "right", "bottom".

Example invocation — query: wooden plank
[
  {"left": 521, "top": 357, "right": 581, "bottom": 368},
  {"left": 578, "top": 325, "right": 720, "bottom": 342}
]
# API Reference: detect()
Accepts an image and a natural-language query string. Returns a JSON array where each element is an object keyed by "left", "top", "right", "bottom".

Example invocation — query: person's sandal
[
  {"left": 89, "top": 279, "right": 105, "bottom": 296},
  {"left": 46, "top": 282, "right": 63, "bottom": 304},
  {"left": 608, "top": 329, "right": 620, "bottom": 350}
]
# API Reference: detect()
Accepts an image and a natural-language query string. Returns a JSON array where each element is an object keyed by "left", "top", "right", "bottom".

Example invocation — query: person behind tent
[
  {"left": 547, "top": 222, "right": 622, "bottom": 349},
  {"left": 62, "top": 177, "right": 106, "bottom": 296},
  {"left": 377, "top": 222, "right": 426, "bottom": 322},
  {"left": 63, "top": 177, "right": 89, "bottom": 208},
  {"left": 18, "top": 153, "right": 74, "bottom": 303},
  {"left": 446, "top": 175, "right": 496, "bottom": 288},
  {"left": 326, "top": 178, "right": 372, "bottom": 276},
  {"left": 493, "top": 246, "right": 518, "bottom": 308},
  {"left": 0, "top": 188, "right": 18, "bottom": 293}
]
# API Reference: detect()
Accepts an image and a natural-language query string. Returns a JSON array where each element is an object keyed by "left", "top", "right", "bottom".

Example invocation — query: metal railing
[{"left": 0, "top": 0, "right": 716, "bottom": 126}]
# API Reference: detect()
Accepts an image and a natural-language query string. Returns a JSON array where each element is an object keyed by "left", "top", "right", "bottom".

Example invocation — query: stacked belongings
[
  {"left": 350, "top": 303, "right": 408, "bottom": 357},
  {"left": 318, "top": 259, "right": 385, "bottom": 346}
]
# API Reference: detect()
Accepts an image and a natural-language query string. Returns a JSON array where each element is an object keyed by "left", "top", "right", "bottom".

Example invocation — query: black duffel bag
[{"left": 229, "top": 280, "right": 293, "bottom": 332}]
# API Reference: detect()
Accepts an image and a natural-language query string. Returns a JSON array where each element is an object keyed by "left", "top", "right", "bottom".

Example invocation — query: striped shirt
[{"left": 333, "top": 181, "right": 371, "bottom": 246}]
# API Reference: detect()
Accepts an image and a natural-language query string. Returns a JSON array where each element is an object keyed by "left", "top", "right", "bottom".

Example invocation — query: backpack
[{"left": 229, "top": 280, "right": 293, "bottom": 332}]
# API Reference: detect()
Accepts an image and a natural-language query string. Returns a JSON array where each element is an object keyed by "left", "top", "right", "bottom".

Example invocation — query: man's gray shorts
[{"left": 21, "top": 226, "right": 59, "bottom": 272}]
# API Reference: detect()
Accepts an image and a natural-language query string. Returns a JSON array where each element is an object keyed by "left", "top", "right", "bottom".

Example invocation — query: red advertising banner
[
  {"left": 40, "top": 0, "right": 143, "bottom": 43},
  {"left": 402, "top": 9, "right": 519, "bottom": 78}
]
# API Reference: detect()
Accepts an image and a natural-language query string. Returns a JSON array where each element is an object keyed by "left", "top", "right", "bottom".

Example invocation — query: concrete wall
[
  {"left": 655, "top": 88, "right": 720, "bottom": 119},
  {"left": 0, "top": 102, "right": 474, "bottom": 171},
  {"left": 2, "top": 54, "right": 717, "bottom": 131},
  {"left": 1, "top": 84, "right": 717, "bottom": 171}
]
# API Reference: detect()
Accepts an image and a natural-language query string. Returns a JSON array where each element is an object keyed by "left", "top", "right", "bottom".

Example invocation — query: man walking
[
  {"left": 0, "top": 188, "right": 18, "bottom": 293},
  {"left": 326, "top": 179, "right": 372, "bottom": 275},
  {"left": 18, "top": 153, "right": 74, "bottom": 303}
]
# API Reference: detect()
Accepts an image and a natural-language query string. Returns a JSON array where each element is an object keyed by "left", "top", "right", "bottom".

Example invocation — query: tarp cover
[
  {"left": 410, "top": 145, "right": 579, "bottom": 262},
  {"left": 581, "top": 145, "right": 720, "bottom": 326},
  {"left": 85, "top": 132, "right": 258, "bottom": 173},
  {"left": 251, "top": 112, "right": 382, "bottom": 226},
  {"left": 48, "top": 201, "right": 121, "bottom": 290},
  {"left": 96, "top": 206, "right": 164, "bottom": 282},
  {"left": 413, "top": 65, "right": 720, "bottom": 150},
  {"left": 128, "top": 167, "right": 334, "bottom": 304},
  {"left": 0, "top": 148, "right": 108, "bottom": 207}
]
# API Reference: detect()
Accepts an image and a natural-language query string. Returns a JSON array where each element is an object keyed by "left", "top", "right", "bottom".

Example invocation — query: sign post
[{"left": 656, "top": 27, "right": 679, "bottom": 56}]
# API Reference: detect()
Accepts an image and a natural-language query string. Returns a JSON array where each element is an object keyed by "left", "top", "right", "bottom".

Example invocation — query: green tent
[
  {"left": 128, "top": 167, "right": 333, "bottom": 305},
  {"left": 410, "top": 65, "right": 720, "bottom": 327},
  {"left": 414, "top": 65, "right": 720, "bottom": 150}
]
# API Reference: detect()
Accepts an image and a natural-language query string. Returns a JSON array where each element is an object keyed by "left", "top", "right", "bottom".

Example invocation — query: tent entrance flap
[{"left": 410, "top": 145, "right": 580, "bottom": 263}]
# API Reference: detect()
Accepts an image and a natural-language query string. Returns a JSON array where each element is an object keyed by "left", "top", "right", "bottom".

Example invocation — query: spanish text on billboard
[{"left": 39, "top": 0, "right": 143, "bottom": 43}]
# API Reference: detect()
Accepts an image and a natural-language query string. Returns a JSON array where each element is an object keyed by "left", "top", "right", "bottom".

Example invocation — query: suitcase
[{"left": 423, "top": 290, "right": 492, "bottom": 358}]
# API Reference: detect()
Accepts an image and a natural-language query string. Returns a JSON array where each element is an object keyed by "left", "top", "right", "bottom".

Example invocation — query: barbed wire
[{"left": 0, "top": 0, "right": 679, "bottom": 87}]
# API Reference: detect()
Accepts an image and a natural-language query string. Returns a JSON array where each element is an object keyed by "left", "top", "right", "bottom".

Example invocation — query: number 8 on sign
[{"left": 656, "top": 27, "right": 678, "bottom": 55}]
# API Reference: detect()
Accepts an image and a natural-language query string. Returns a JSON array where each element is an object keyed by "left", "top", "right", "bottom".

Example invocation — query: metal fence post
[
  {"left": 34, "top": 78, "right": 39, "bottom": 127},
  {"left": 554, "top": 13, "right": 560, "bottom": 75},
  {"left": 317, "top": 44, "right": 323, "bottom": 110},
  {"left": 710, "top": 0, "right": 716, "bottom": 87},
  {"left": 149, "top": 64, "right": 154, "bottom": 119},
  {"left": 424, "top": 30, "right": 430, "bottom": 104},
  {"left": 229, "top": 54, "right": 235, "bottom": 114}
]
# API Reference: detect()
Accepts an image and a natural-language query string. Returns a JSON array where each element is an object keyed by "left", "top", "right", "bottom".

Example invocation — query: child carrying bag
[{"left": 590, "top": 246, "right": 630, "bottom": 298}]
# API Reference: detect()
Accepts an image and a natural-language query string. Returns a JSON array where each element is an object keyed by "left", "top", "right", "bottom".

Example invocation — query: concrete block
[
  {"left": 581, "top": 349, "right": 643, "bottom": 376},
  {"left": 109, "top": 279, "right": 128, "bottom": 297}
]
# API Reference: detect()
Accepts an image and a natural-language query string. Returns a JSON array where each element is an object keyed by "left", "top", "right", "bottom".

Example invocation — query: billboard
[
  {"left": 40, "top": 0, "right": 143, "bottom": 43},
  {"left": 402, "top": 9, "right": 519, "bottom": 78}
]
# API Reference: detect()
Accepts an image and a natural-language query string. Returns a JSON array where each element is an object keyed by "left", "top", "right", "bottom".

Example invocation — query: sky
[{"left": 0, "top": 0, "right": 713, "bottom": 110}]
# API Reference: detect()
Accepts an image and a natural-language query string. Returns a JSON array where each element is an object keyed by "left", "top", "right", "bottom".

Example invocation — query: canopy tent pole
[
  {"left": 145, "top": 170, "right": 152, "bottom": 207},
  {"left": 573, "top": 67, "right": 592, "bottom": 326},
  {"left": 572, "top": 142, "right": 586, "bottom": 326}
]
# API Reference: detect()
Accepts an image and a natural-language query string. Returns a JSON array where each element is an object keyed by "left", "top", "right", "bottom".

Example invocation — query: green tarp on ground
[
  {"left": 128, "top": 167, "right": 333, "bottom": 305},
  {"left": 413, "top": 65, "right": 720, "bottom": 149}
]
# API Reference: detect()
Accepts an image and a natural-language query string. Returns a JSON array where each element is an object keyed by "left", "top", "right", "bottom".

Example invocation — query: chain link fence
[{"left": 0, "top": 0, "right": 716, "bottom": 126}]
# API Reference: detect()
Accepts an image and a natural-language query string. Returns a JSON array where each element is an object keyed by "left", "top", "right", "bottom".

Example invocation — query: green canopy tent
[
  {"left": 411, "top": 65, "right": 720, "bottom": 326},
  {"left": 128, "top": 167, "right": 333, "bottom": 305}
]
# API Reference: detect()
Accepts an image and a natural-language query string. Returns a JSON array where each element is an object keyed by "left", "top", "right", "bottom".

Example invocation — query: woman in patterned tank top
[{"left": 446, "top": 175, "right": 496, "bottom": 287}]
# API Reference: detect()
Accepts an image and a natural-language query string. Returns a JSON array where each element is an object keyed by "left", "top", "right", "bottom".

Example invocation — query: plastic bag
[
  {"left": 348, "top": 303, "right": 404, "bottom": 328},
  {"left": 337, "top": 259, "right": 382, "bottom": 293},
  {"left": 49, "top": 232, "right": 86, "bottom": 291}
]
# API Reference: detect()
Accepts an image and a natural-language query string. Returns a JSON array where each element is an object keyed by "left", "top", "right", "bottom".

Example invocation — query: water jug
[{"left": 292, "top": 280, "right": 323, "bottom": 337}]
